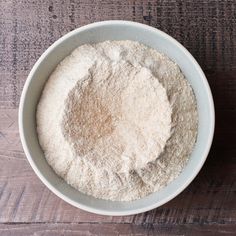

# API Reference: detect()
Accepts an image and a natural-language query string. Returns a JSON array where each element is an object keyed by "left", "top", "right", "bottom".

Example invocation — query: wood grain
[
  {"left": 0, "top": 223, "right": 236, "bottom": 236},
  {"left": 0, "top": 0, "right": 236, "bottom": 235}
]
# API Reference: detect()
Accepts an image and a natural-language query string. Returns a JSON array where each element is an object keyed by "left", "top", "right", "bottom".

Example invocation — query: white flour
[{"left": 37, "top": 40, "right": 198, "bottom": 201}]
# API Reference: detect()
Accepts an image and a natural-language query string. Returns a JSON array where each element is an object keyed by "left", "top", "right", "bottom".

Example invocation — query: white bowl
[{"left": 19, "top": 21, "right": 215, "bottom": 216}]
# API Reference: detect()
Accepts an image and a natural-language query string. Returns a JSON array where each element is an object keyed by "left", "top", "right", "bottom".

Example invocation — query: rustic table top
[{"left": 0, "top": 0, "right": 235, "bottom": 235}]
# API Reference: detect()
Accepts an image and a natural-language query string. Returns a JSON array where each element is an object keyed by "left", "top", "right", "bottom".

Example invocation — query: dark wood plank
[
  {"left": 0, "top": 0, "right": 236, "bottom": 235},
  {"left": 0, "top": 223, "right": 235, "bottom": 236}
]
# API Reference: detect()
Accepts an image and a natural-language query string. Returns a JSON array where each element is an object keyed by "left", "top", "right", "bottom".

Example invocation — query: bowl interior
[{"left": 20, "top": 21, "right": 214, "bottom": 215}]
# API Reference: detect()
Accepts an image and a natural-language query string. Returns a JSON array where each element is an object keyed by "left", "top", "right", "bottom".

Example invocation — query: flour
[{"left": 37, "top": 40, "right": 198, "bottom": 201}]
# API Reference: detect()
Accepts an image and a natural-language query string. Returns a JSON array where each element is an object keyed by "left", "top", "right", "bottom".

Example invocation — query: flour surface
[{"left": 37, "top": 40, "right": 198, "bottom": 201}]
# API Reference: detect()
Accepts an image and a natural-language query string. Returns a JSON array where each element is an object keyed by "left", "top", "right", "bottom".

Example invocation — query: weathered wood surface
[
  {"left": 0, "top": 0, "right": 236, "bottom": 235},
  {"left": 1, "top": 223, "right": 236, "bottom": 236}
]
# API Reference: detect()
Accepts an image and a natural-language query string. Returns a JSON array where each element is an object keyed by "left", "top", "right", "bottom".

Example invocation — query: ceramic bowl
[{"left": 19, "top": 21, "right": 215, "bottom": 216}]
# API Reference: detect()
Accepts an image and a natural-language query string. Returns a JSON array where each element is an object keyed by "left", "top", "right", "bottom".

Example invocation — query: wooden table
[{"left": 0, "top": 0, "right": 235, "bottom": 235}]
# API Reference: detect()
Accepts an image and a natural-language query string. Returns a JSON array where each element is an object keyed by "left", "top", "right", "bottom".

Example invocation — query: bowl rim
[{"left": 19, "top": 20, "right": 215, "bottom": 216}]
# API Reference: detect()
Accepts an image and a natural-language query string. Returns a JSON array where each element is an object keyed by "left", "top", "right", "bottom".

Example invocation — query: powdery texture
[{"left": 37, "top": 41, "right": 198, "bottom": 201}]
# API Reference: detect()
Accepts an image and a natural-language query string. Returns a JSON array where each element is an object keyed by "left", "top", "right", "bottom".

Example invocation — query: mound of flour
[{"left": 37, "top": 40, "right": 198, "bottom": 201}]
